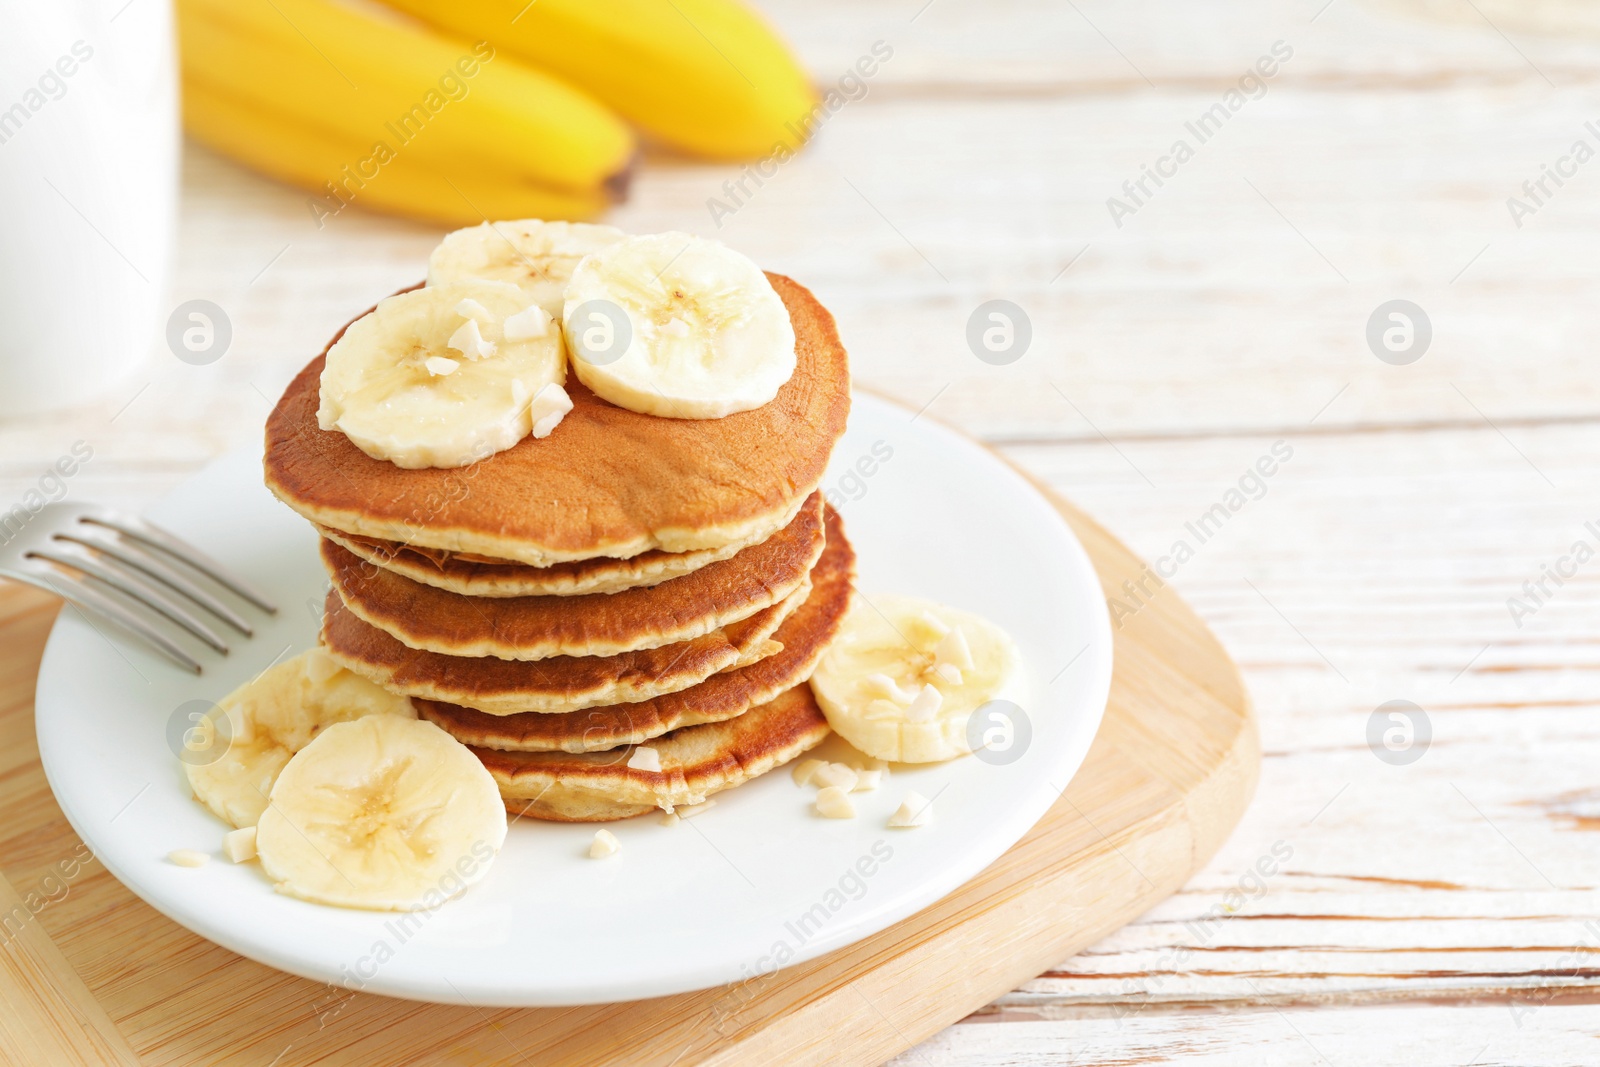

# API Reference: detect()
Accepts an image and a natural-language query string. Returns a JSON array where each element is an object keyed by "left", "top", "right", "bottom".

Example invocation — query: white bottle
[{"left": 0, "top": 1, "right": 177, "bottom": 417}]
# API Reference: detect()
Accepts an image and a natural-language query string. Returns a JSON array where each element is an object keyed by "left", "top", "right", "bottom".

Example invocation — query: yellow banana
[
  {"left": 378, "top": 0, "right": 819, "bottom": 160},
  {"left": 176, "top": 0, "right": 635, "bottom": 196},
  {"left": 184, "top": 79, "right": 610, "bottom": 227}
]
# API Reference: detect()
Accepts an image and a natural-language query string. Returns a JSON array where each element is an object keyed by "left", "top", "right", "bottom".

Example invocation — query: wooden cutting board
[{"left": 0, "top": 481, "right": 1257, "bottom": 1067}]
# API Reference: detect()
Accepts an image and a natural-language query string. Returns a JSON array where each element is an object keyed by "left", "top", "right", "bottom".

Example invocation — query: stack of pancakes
[{"left": 263, "top": 274, "right": 854, "bottom": 821}]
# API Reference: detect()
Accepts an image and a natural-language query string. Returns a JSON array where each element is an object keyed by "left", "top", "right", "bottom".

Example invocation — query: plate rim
[{"left": 34, "top": 390, "right": 1114, "bottom": 1006}]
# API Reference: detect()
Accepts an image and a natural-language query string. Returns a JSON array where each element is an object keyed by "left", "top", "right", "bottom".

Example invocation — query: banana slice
[
  {"left": 317, "top": 280, "right": 566, "bottom": 469},
  {"left": 427, "top": 219, "right": 624, "bottom": 316},
  {"left": 255, "top": 716, "right": 507, "bottom": 911},
  {"left": 808, "top": 595, "right": 1024, "bottom": 763},
  {"left": 185, "top": 649, "right": 416, "bottom": 830},
  {"left": 562, "top": 232, "right": 796, "bottom": 419}
]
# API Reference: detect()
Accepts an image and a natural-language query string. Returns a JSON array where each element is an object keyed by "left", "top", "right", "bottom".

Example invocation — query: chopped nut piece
[
  {"left": 905, "top": 684, "right": 943, "bottom": 723},
  {"left": 888, "top": 792, "right": 933, "bottom": 828},
  {"left": 423, "top": 355, "right": 459, "bottom": 377},
  {"left": 935, "top": 627, "right": 974, "bottom": 671},
  {"left": 302, "top": 647, "right": 341, "bottom": 685},
  {"left": 222, "top": 826, "right": 257, "bottom": 864},
  {"left": 853, "top": 769, "right": 882, "bottom": 792},
  {"left": 933, "top": 662, "right": 963, "bottom": 686},
  {"left": 861, "top": 672, "right": 913, "bottom": 703},
  {"left": 791, "top": 758, "right": 826, "bottom": 786},
  {"left": 454, "top": 297, "right": 493, "bottom": 322},
  {"left": 812, "top": 762, "right": 859, "bottom": 790},
  {"left": 502, "top": 303, "right": 552, "bottom": 340},
  {"left": 168, "top": 849, "right": 209, "bottom": 868},
  {"left": 865, "top": 698, "right": 903, "bottom": 720},
  {"left": 814, "top": 786, "right": 856, "bottom": 819},
  {"left": 917, "top": 610, "right": 952, "bottom": 640},
  {"left": 528, "top": 382, "right": 574, "bottom": 439},
  {"left": 589, "top": 829, "right": 620, "bottom": 858},
  {"left": 627, "top": 746, "right": 661, "bottom": 772},
  {"left": 447, "top": 317, "right": 496, "bottom": 360},
  {"left": 658, "top": 810, "right": 681, "bottom": 827}
]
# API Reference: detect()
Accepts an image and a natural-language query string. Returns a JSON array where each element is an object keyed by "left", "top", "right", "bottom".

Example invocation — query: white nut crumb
[
  {"left": 528, "top": 382, "right": 573, "bottom": 439},
  {"left": 814, "top": 786, "right": 857, "bottom": 819},
  {"left": 168, "top": 849, "right": 209, "bottom": 868},
  {"left": 917, "top": 610, "right": 952, "bottom": 640},
  {"left": 447, "top": 317, "right": 496, "bottom": 360},
  {"left": 454, "top": 297, "right": 493, "bottom": 322},
  {"left": 222, "top": 826, "right": 257, "bottom": 864},
  {"left": 905, "top": 684, "right": 943, "bottom": 723},
  {"left": 589, "top": 829, "right": 620, "bottom": 858},
  {"left": 225, "top": 704, "right": 254, "bottom": 745},
  {"left": 862, "top": 672, "right": 913, "bottom": 704},
  {"left": 853, "top": 769, "right": 882, "bottom": 792},
  {"left": 865, "top": 699, "right": 903, "bottom": 720},
  {"left": 424, "top": 355, "right": 459, "bottom": 377},
  {"left": 888, "top": 791, "right": 933, "bottom": 828},
  {"left": 503, "top": 303, "right": 552, "bottom": 341},
  {"left": 933, "top": 662, "right": 963, "bottom": 686},
  {"left": 658, "top": 810, "right": 681, "bottom": 827},
  {"left": 812, "top": 762, "right": 858, "bottom": 791},
  {"left": 627, "top": 746, "right": 661, "bottom": 772},
  {"left": 791, "top": 758, "right": 825, "bottom": 787},
  {"left": 302, "top": 647, "right": 341, "bottom": 685},
  {"left": 936, "top": 628, "right": 974, "bottom": 671}
]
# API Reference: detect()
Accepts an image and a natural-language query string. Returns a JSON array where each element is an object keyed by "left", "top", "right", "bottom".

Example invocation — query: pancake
[
  {"left": 419, "top": 505, "right": 854, "bottom": 751},
  {"left": 314, "top": 493, "right": 808, "bottom": 597},
  {"left": 264, "top": 273, "right": 851, "bottom": 567},
  {"left": 321, "top": 577, "right": 807, "bottom": 716},
  {"left": 321, "top": 493, "right": 825, "bottom": 661},
  {"left": 483, "top": 684, "right": 830, "bottom": 821}
]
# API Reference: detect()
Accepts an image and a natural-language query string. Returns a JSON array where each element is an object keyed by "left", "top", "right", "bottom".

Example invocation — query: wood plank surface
[{"left": 0, "top": 486, "right": 1254, "bottom": 1065}]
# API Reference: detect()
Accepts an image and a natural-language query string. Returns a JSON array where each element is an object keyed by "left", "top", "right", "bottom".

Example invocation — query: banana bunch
[{"left": 176, "top": 0, "right": 817, "bottom": 226}]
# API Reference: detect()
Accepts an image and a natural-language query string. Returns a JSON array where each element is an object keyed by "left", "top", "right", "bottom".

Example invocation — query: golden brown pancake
[
  {"left": 483, "top": 684, "right": 830, "bottom": 821},
  {"left": 264, "top": 273, "right": 851, "bottom": 567},
  {"left": 321, "top": 494, "right": 824, "bottom": 660},
  {"left": 313, "top": 495, "right": 807, "bottom": 598},
  {"left": 419, "top": 506, "right": 854, "bottom": 751},
  {"left": 320, "top": 577, "right": 807, "bottom": 716}
]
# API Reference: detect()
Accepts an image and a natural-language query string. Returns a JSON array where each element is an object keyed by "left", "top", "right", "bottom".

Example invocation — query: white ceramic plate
[{"left": 34, "top": 393, "right": 1112, "bottom": 1007}]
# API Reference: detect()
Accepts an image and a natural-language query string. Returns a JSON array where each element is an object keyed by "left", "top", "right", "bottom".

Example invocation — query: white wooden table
[{"left": 5, "top": 0, "right": 1599, "bottom": 1061}]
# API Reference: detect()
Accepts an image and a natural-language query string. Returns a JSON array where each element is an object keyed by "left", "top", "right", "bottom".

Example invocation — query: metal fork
[{"left": 0, "top": 503, "right": 277, "bottom": 674}]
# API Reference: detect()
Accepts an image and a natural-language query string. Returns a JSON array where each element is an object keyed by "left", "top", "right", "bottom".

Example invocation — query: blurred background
[{"left": 6, "top": 0, "right": 1600, "bottom": 1061}]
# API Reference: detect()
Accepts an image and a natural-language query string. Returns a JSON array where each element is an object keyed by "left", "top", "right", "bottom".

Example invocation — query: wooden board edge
[
  {"left": 0, "top": 866, "right": 142, "bottom": 1067},
  {"left": 695, "top": 483, "right": 1261, "bottom": 1066}
]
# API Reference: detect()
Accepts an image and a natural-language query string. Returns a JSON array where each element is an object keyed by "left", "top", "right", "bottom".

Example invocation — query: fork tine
[
  {"left": 30, "top": 545, "right": 230, "bottom": 653},
  {"left": 55, "top": 529, "right": 253, "bottom": 636},
  {"left": 15, "top": 568, "right": 203, "bottom": 674},
  {"left": 82, "top": 513, "right": 278, "bottom": 614}
]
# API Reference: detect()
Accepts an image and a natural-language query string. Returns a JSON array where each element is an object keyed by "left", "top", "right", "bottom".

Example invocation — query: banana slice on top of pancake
[
  {"left": 317, "top": 280, "right": 569, "bottom": 469},
  {"left": 808, "top": 596, "right": 1024, "bottom": 763},
  {"left": 428, "top": 219, "right": 624, "bottom": 317},
  {"left": 184, "top": 648, "right": 416, "bottom": 830},
  {"left": 256, "top": 716, "right": 506, "bottom": 911},
  {"left": 562, "top": 232, "right": 797, "bottom": 419}
]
